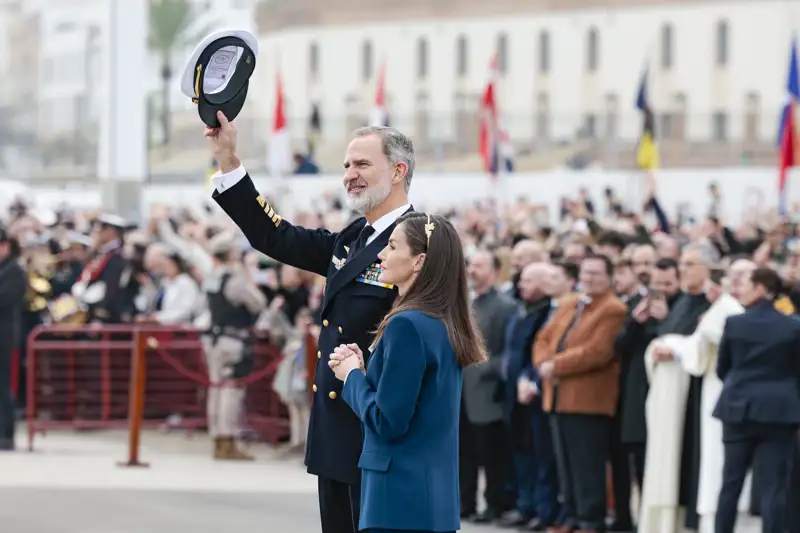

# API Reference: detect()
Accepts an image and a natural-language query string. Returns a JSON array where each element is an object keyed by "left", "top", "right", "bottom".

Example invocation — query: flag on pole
[
  {"left": 369, "top": 59, "right": 389, "bottom": 127},
  {"left": 777, "top": 36, "right": 799, "bottom": 216},
  {"left": 268, "top": 71, "right": 292, "bottom": 177},
  {"left": 479, "top": 55, "right": 500, "bottom": 179},
  {"left": 635, "top": 66, "right": 660, "bottom": 170}
]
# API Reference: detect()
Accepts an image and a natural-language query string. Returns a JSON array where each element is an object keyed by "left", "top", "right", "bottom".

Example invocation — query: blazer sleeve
[
  {"left": 552, "top": 302, "right": 627, "bottom": 377},
  {"left": 342, "top": 315, "right": 428, "bottom": 442},
  {"left": 715, "top": 318, "right": 734, "bottom": 381},
  {"left": 614, "top": 314, "right": 643, "bottom": 356},
  {"left": 213, "top": 171, "right": 337, "bottom": 276}
]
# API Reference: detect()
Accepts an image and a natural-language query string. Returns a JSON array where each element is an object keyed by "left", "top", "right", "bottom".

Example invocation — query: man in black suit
[
  {"left": 713, "top": 268, "right": 800, "bottom": 533},
  {"left": 205, "top": 111, "right": 414, "bottom": 533},
  {"left": 0, "top": 229, "right": 26, "bottom": 451}
]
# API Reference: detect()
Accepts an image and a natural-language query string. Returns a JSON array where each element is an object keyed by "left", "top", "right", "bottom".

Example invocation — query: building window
[
  {"left": 715, "top": 20, "right": 729, "bottom": 66},
  {"left": 309, "top": 42, "right": 319, "bottom": 79},
  {"left": 361, "top": 40, "right": 373, "bottom": 81},
  {"left": 456, "top": 35, "right": 468, "bottom": 77},
  {"left": 712, "top": 111, "right": 728, "bottom": 141},
  {"left": 417, "top": 37, "right": 428, "bottom": 80},
  {"left": 587, "top": 28, "right": 599, "bottom": 72},
  {"left": 661, "top": 24, "right": 673, "bottom": 69},
  {"left": 659, "top": 114, "right": 673, "bottom": 139},
  {"left": 497, "top": 33, "right": 508, "bottom": 74},
  {"left": 582, "top": 114, "right": 596, "bottom": 138},
  {"left": 538, "top": 30, "right": 550, "bottom": 74}
]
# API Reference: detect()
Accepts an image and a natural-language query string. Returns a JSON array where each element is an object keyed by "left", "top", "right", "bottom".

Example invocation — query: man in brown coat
[{"left": 533, "top": 253, "right": 627, "bottom": 533}]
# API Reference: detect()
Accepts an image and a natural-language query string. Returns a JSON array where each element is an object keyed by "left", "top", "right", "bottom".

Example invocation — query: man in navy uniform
[
  {"left": 205, "top": 110, "right": 414, "bottom": 533},
  {"left": 71, "top": 214, "right": 130, "bottom": 324}
]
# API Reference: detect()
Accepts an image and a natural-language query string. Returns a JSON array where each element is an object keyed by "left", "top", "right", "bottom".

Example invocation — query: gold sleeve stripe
[{"left": 256, "top": 194, "right": 282, "bottom": 227}]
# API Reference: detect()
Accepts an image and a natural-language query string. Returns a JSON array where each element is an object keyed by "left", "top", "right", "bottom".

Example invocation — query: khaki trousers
[{"left": 202, "top": 336, "right": 246, "bottom": 438}]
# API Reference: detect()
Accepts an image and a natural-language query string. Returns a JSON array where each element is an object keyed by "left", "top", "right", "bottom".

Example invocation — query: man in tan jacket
[{"left": 533, "top": 253, "right": 627, "bottom": 533}]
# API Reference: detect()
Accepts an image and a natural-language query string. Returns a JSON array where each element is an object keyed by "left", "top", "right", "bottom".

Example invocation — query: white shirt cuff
[{"left": 211, "top": 164, "right": 247, "bottom": 193}]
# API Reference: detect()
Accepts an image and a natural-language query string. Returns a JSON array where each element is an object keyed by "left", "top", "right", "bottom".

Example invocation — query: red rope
[{"left": 150, "top": 345, "right": 281, "bottom": 387}]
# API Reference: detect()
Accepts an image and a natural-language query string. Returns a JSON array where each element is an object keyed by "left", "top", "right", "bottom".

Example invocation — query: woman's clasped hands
[{"left": 329, "top": 343, "right": 366, "bottom": 382}]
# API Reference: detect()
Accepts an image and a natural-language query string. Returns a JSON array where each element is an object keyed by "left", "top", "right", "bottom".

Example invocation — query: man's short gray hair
[
  {"left": 353, "top": 126, "right": 415, "bottom": 192},
  {"left": 682, "top": 243, "right": 719, "bottom": 266}
]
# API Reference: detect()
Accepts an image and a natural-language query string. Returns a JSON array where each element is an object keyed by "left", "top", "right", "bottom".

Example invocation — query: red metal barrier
[{"left": 26, "top": 324, "right": 290, "bottom": 455}]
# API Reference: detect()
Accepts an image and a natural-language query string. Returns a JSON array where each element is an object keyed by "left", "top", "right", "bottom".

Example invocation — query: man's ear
[{"left": 392, "top": 163, "right": 408, "bottom": 185}]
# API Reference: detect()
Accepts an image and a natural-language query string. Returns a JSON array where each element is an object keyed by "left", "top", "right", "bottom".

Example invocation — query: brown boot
[
  {"left": 215, "top": 437, "right": 254, "bottom": 461},
  {"left": 212, "top": 437, "right": 224, "bottom": 459}
]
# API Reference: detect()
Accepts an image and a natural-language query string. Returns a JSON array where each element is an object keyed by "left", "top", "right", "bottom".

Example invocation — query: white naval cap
[{"left": 180, "top": 29, "right": 259, "bottom": 128}]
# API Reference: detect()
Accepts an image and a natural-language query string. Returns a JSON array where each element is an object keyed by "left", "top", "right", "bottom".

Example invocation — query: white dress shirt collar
[{"left": 364, "top": 204, "right": 411, "bottom": 245}]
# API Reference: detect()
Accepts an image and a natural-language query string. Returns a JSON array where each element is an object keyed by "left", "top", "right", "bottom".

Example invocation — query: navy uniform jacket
[
  {"left": 85, "top": 248, "right": 129, "bottom": 324},
  {"left": 713, "top": 299, "right": 800, "bottom": 425},
  {"left": 342, "top": 311, "right": 461, "bottom": 532},
  {"left": 213, "top": 173, "right": 408, "bottom": 485}
]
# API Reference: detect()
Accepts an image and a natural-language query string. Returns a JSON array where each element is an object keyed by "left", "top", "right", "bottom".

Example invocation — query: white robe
[
  {"left": 639, "top": 334, "right": 692, "bottom": 533},
  {"left": 677, "top": 293, "right": 752, "bottom": 533},
  {"left": 638, "top": 294, "right": 751, "bottom": 533}
]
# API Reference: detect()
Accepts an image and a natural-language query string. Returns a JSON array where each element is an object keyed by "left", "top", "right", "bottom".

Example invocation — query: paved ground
[{"left": 0, "top": 428, "right": 760, "bottom": 533}]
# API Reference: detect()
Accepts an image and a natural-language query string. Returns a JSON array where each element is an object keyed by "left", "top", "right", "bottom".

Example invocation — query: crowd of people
[{"left": 0, "top": 128, "right": 798, "bottom": 532}]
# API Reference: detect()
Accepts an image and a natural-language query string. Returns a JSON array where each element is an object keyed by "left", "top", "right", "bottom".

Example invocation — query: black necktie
[{"left": 350, "top": 225, "right": 375, "bottom": 257}]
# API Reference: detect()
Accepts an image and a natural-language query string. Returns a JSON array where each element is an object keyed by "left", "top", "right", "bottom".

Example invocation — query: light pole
[{"left": 75, "top": 24, "right": 100, "bottom": 166}]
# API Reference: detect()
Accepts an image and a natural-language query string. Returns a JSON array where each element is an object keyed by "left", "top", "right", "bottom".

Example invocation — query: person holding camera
[{"left": 614, "top": 256, "right": 683, "bottom": 497}]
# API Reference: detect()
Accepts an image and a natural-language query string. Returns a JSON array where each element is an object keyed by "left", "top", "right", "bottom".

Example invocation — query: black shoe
[
  {"left": 0, "top": 438, "right": 14, "bottom": 451},
  {"left": 497, "top": 510, "right": 533, "bottom": 528},
  {"left": 606, "top": 519, "right": 634, "bottom": 532},
  {"left": 461, "top": 508, "right": 477, "bottom": 519},
  {"left": 520, "top": 518, "right": 553, "bottom": 531}
]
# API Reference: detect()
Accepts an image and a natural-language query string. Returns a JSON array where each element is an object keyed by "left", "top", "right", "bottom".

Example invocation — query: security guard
[
  {"left": 206, "top": 109, "right": 414, "bottom": 533},
  {"left": 196, "top": 233, "right": 266, "bottom": 460}
]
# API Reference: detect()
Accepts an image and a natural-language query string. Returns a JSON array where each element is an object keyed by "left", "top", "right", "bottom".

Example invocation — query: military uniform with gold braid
[
  {"left": 69, "top": 215, "right": 129, "bottom": 324},
  {"left": 212, "top": 165, "right": 411, "bottom": 517}
]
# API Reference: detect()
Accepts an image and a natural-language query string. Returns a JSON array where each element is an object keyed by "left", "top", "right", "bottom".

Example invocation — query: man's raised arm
[{"left": 207, "top": 111, "right": 337, "bottom": 276}]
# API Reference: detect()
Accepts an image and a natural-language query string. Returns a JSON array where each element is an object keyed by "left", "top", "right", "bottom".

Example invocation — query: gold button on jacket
[
  {"left": 338, "top": 326, "right": 343, "bottom": 334},
  {"left": 328, "top": 391, "right": 337, "bottom": 400},
  {"left": 312, "top": 384, "right": 318, "bottom": 392},
  {"left": 317, "top": 351, "right": 321, "bottom": 359},
  {"left": 323, "top": 319, "right": 329, "bottom": 327}
]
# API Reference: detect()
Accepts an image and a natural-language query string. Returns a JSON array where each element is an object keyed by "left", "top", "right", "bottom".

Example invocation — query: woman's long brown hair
[{"left": 372, "top": 213, "right": 487, "bottom": 367}]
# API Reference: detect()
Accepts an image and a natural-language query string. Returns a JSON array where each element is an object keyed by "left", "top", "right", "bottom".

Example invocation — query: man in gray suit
[{"left": 460, "top": 249, "right": 518, "bottom": 523}]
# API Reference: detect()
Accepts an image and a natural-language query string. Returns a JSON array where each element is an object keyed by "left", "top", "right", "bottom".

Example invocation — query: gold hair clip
[{"left": 424, "top": 215, "right": 435, "bottom": 250}]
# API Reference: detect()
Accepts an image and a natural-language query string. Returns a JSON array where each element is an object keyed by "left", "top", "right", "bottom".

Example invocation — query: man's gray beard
[{"left": 346, "top": 184, "right": 391, "bottom": 215}]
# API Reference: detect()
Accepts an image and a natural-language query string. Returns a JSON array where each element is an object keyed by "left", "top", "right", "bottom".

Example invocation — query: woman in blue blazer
[{"left": 329, "top": 212, "right": 486, "bottom": 533}]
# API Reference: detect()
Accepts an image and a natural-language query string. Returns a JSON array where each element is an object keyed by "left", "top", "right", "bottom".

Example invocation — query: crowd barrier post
[{"left": 118, "top": 329, "right": 149, "bottom": 468}]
